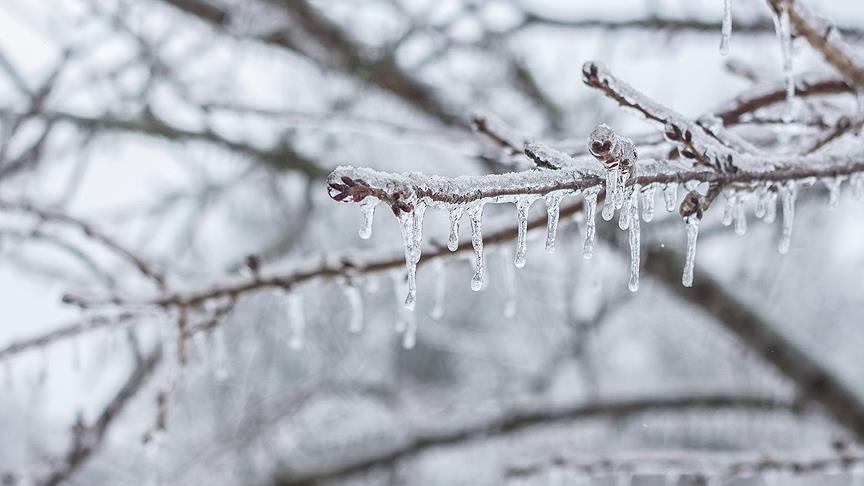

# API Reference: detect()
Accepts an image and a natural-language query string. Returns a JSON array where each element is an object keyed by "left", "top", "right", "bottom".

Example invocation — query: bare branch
[{"left": 273, "top": 393, "right": 795, "bottom": 485}]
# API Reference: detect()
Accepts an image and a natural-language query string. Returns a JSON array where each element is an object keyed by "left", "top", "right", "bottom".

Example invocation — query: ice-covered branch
[
  {"left": 765, "top": 0, "right": 864, "bottom": 88},
  {"left": 507, "top": 448, "right": 864, "bottom": 482},
  {"left": 36, "top": 346, "right": 162, "bottom": 486},
  {"left": 273, "top": 393, "right": 794, "bottom": 485},
  {"left": 644, "top": 244, "right": 864, "bottom": 442},
  {"left": 0, "top": 199, "right": 168, "bottom": 290},
  {"left": 0, "top": 313, "right": 139, "bottom": 362}
]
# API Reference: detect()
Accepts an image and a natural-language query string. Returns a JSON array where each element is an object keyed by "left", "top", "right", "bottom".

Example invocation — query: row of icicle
[{"left": 334, "top": 174, "right": 864, "bottom": 352}]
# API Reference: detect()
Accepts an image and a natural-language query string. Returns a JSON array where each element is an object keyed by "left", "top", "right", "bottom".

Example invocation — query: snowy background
[{"left": 1, "top": 0, "right": 864, "bottom": 484}]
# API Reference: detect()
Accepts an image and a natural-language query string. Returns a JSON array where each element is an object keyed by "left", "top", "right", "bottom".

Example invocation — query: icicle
[
  {"left": 773, "top": 1, "right": 795, "bottom": 118},
  {"left": 822, "top": 176, "right": 844, "bottom": 209},
  {"left": 498, "top": 248, "right": 518, "bottom": 317},
  {"left": 430, "top": 259, "right": 446, "bottom": 320},
  {"left": 468, "top": 203, "right": 485, "bottom": 291},
  {"left": 641, "top": 184, "right": 656, "bottom": 222},
  {"left": 720, "top": 0, "right": 732, "bottom": 55},
  {"left": 288, "top": 292, "right": 305, "bottom": 350},
  {"left": 343, "top": 282, "right": 364, "bottom": 333},
  {"left": 212, "top": 326, "right": 230, "bottom": 381},
  {"left": 778, "top": 182, "right": 797, "bottom": 254},
  {"left": 602, "top": 165, "right": 619, "bottom": 221},
  {"left": 618, "top": 186, "right": 632, "bottom": 230},
  {"left": 514, "top": 196, "right": 537, "bottom": 267},
  {"left": 402, "top": 310, "right": 417, "bottom": 349},
  {"left": 397, "top": 200, "right": 427, "bottom": 310},
  {"left": 663, "top": 182, "right": 678, "bottom": 212},
  {"left": 391, "top": 272, "right": 407, "bottom": 333},
  {"left": 764, "top": 188, "right": 778, "bottom": 223},
  {"left": 755, "top": 185, "right": 770, "bottom": 218},
  {"left": 545, "top": 191, "right": 566, "bottom": 254},
  {"left": 447, "top": 205, "right": 463, "bottom": 252},
  {"left": 734, "top": 194, "right": 747, "bottom": 235},
  {"left": 682, "top": 215, "right": 701, "bottom": 287},
  {"left": 628, "top": 189, "right": 641, "bottom": 292},
  {"left": 357, "top": 198, "right": 378, "bottom": 239},
  {"left": 614, "top": 168, "right": 630, "bottom": 211},
  {"left": 721, "top": 190, "right": 735, "bottom": 226},
  {"left": 582, "top": 187, "right": 599, "bottom": 259},
  {"left": 851, "top": 174, "right": 864, "bottom": 200}
]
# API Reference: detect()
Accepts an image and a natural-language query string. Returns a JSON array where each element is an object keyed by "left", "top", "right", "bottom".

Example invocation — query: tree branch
[{"left": 273, "top": 393, "right": 795, "bottom": 485}]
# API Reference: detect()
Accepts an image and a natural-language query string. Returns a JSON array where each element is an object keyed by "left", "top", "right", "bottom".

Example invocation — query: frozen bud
[
  {"left": 679, "top": 191, "right": 703, "bottom": 220},
  {"left": 588, "top": 123, "right": 616, "bottom": 161}
]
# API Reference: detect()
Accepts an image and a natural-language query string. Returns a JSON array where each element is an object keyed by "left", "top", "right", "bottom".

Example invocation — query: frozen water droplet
[
  {"left": 343, "top": 282, "right": 364, "bottom": 333},
  {"left": 778, "top": 182, "right": 797, "bottom": 254},
  {"left": 430, "top": 259, "right": 446, "bottom": 320},
  {"left": 683, "top": 215, "right": 701, "bottom": 287},
  {"left": 514, "top": 196, "right": 537, "bottom": 267},
  {"left": 447, "top": 205, "right": 463, "bottom": 252},
  {"left": 545, "top": 191, "right": 567, "bottom": 254},
  {"left": 357, "top": 198, "right": 378, "bottom": 239},
  {"left": 602, "top": 166, "right": 619, "bottom": 221},
  {"left": 641, "top": 184, "right": 656, "bottom": 222},
  {"left": 628, "top": 189, "right": 641, "bottom": 292},
  {"left": 720, "top": 0, "right": 732, "bottom": 55},
  {"left": 288, "top": 292, "right": 305, "bottom": 350},
  {"left": 582, "top": 186, "right": 600, "bottom": 259},
  {"left": 468, "top": 203, "right": 485, "bottom": 291},
  {"left": 664, "top": 182, "right": 678, "bottom": 212},
  {"left": 501, "top": 248, "right": 517, "bottom": 317}
]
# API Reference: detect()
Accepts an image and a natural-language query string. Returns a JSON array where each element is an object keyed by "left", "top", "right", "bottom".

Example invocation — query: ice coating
[{"left": 664, "top": 182, "right": 678, "bottom": 212}]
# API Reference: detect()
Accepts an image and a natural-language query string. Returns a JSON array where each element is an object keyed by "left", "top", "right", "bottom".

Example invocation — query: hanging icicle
[
  {"left": 357, "top": 197, "right": 379, "bottom": 239},
  {"left": 582, "top": 186, "right": 600, "bottom": 259},
  {"left": 664, "top": 182, "right": 678, "bottom": 212},
  {"left": 720, "top": 0, "right": 733, "bottom": 55},
  {"left": 468, "top": 203, "right": 485, "bottom": 291},
  {"left": 641, "top": 184, "right": 656, "bottom": 222},
  {"left": 682, "top": 215, "right": 701, "bottom": 287},
  {"left": 545, "top": 190, "right": 568, "bottom": 254},
  {"left": 288, "top": 292, "right": 305, "bottom": 350},
  {"left": 628, "top": 188, "right": 641, "bottom": 292},
  {"left": 430, "top": 258, "right": 447, "bottom": 320},
  {"left": 773, "top": 0, "right": 796, "bottom": 119},
  {"left": 343, "top": 282, "right": 364, "bottom": 333},
  {"left": 501, "top": 248, "right": 517, "bottom": 317},
  {"left": 396, "top": 199, "right": 427, "bottom": 310},
  {"left": 514, "top": 196, "right": 537, "bottom": 267},
  {"left": 778, "top": 181, "right": 798, "bottom": 254},
  {"left": 447, "top": 205, "right": 463, "bottom": 252}
]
